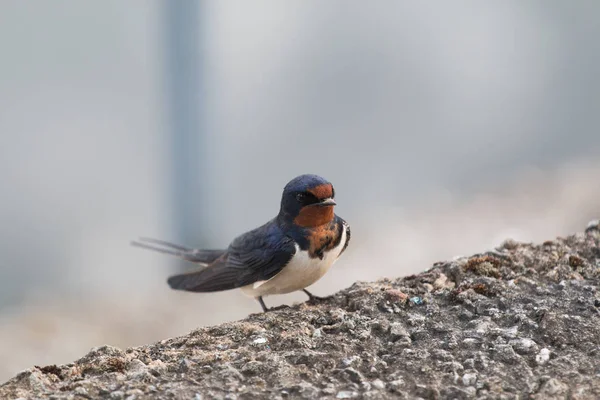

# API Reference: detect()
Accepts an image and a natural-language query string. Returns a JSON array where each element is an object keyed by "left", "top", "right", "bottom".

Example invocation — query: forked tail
[{"left": 131, "top": 237, "right": 225, "bottom": 264}]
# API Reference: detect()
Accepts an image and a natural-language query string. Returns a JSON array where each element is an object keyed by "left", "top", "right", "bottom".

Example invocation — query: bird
[{"left": 131, "top": 174, "right": 351, "bottom": 312}]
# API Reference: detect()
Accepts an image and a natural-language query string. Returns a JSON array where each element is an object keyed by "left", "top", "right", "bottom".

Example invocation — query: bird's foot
[
  {"left": 268, "top": 304, "right": 291, "bottom": 312},
  {"left": 257, "top": 297, "right": 290, "bottom": 313},
  {"left": 303, "top": 289, "right": 333, "bottom": 305}
]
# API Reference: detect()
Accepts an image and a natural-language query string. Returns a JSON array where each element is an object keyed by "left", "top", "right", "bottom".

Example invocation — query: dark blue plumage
[
  {"left": 278, "top": 174, "right": 332, "bottom": 220},
  {"left": 132, "top": 174, "right": 350, "bottom": 312},
  {"left": 166, "top": 221, "right": 296, "bottom": 292}
]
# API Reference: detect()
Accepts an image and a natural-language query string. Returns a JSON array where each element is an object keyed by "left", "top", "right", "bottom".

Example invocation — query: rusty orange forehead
[{"left": 308, "top": 183, "right": 333, "bottom": 200}]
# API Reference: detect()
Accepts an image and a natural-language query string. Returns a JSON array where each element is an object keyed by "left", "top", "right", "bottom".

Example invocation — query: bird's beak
[{"left": 316, "top": 197, "right": 336, "bottom": 207}]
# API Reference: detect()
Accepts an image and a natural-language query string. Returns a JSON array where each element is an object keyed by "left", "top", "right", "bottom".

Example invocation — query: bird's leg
[
  {"left": 257, "top": 296, "right": 269, "bottom": 312},
  {"left": 303, "top": 289, "right": 332, "bottom": 304},
  {"left": 256, "top": 296, "right": 290, "bottom": 312}
]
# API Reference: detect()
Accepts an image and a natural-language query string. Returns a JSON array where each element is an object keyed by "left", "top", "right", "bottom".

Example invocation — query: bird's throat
[{"left": 294, "top": 205, "right": 334, "bottom": 227}]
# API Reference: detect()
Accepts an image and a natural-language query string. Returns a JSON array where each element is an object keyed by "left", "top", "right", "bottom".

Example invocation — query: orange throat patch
[{"left": 294, "top": 205, "right": 335, "bottom": 227}]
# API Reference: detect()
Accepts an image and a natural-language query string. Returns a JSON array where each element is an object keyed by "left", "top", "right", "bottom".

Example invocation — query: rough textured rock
[{"left": 2, "top": 221, "right": 600, "bottom": 399}]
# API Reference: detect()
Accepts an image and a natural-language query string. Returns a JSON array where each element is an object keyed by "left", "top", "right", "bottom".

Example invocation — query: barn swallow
[{"left": 132, "top": 174, "right": 351, "bottom": 312}]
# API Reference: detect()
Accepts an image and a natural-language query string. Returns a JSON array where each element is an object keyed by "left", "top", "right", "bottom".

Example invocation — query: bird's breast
[
  {"left": 240, "top": 224, "right": 348, "bottom": 297},
  {"left": 305, "top": 219, "right": 346, "bottom": 259}
]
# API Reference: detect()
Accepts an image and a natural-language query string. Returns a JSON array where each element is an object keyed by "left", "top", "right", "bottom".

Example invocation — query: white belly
[{"left": 241, "top": 226, "right": 347, "bottom": 297}]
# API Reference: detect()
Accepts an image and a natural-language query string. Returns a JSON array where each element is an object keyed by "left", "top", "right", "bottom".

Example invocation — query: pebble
[
  {"left": 110, "top": 391, "right": 125, "bottom": 399},
  {"left": 389, "top": 323, "right": 410, "bottom": 341},
  {"left": 536, "top": 348, "right": 551, "bottom": 365},
  {"left": 343, "top": 368, "right": 363, "bottom": 383},
  {"left": 253, "top": 337, "right": 267, "bottom": 345},
  {"left": 462, "top": 338, "right": 481, "bottom": 349},
  {"left": 585, "top": 219, "right": 599, "bottom": 232},
  {"left": 371, "top": 379, "right": 385, "bottom": 390},
  {"left": 509, "top": 338, "right": 538, "bottom": 355},
  {"left": 336, "top": 390, "right": 358, "bottom": 398},
  {"left": 539, "top": 378, "right": 568, "bottom": 396},
  {"left": 127, "top": 359, "right": 147, "bottom": 375},
  {"left": 388, "top": 379, "right": 405, "bottom": 391},
  {"left": 493, "top": 344, "right": 520, "bottom": 364},
  {"left": 462, "top": 373, "right": 477, "bottom": 386}
]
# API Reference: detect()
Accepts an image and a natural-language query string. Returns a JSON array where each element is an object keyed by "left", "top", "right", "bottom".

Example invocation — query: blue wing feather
[{"left": 167, "top": 219, "right": 296, "bottom": 292}]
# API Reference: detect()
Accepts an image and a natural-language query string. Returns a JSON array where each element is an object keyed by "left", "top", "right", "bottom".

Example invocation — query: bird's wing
[
  {"left": 167, "top": 221, "right": 296, "bottom": 293},
  {"left": 131, "top": 237, "right": 225, "bottom": 264}
]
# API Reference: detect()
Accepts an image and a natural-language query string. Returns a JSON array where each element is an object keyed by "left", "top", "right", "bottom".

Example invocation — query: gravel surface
[{"left": 2, "top": 220, "right": 599, "bottom": 399}]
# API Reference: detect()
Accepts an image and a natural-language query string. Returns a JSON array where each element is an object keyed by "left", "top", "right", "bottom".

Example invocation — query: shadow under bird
[{"left": 132, "top": 174, "right": 351, "bottom": 312}]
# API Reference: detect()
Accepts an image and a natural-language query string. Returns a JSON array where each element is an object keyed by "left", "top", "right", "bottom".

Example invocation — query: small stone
[
  {"left": 312, "top": 328, "right": 323, "bottom": 338},
  {"left": 26, "top": 372, "right": 47, "bottom": 391},
  {"left": 538, "top": 378, "right": 568, "bottom": 396},
  {"left": 322, "top": 386, "right": 336, "bottom": 395},
  {"left": 459, "top": 310, "right": 474, "bottom": 321},
  {"left": 179, "top": 358, "right": 193, "bottom": 372},
  {"left": 370, "top": 319, "right": 390, "bottom": 333},
  {"left": 536, "top": 348, "right": 551, "bottom": 365},
  {"left": 433, "top": 273, "right": 454, "bottom": 289},
  {"left": 296, "top": 382, "right": 319, "bottom": 398},
  {"left": 110, "top": 391, "right": 125, "bottom": 399},
  {"left": 462, "top": 338, "right": 480, "bottom": 349},
  {"left": 127, "top": 359, "right": 147, "bottom": 376},
  {"left": 336, "top": 390, "right": 358, "bottom": 399},
  {"left": 148, "top": 359, "right": 166, "bottom": 375},
  {"left": 585, "top": 219, "right": 599, "bottom": 232},
  {"left": 241, "top": 361, "right": 264, "bottom": 376},
  {"left": 200, "top": 365, "right": 213, "bottom": 374},
  {"left": 385, "top": 289, "right": 408, "bottom": 303},
  {"left": 462, "top": 373, "right": 477, "bottom": 386},
  {"left": 509, "top": 338, "right": 538, "bottom": 355},
  {"left": 371, "top": 379, "right": 385, "bottom": 390},
  {"left": 125, "top": 389, "right": 144, "bottom": 400},
  {"left": 343, "top": 367, "right": 363, "bottom": 383},
  {"left": 388, "top": 379, "right": 405, "bottom": 391},
  {"left": 342, "top": 320, "right": 356, "bottom": 330},
  {"left": 342, "top": 356, "right": 360, "bottom": 367},
  {"left": 501, "top": 238, "right": 519, "bottom": 250},
  {"left": 389, "top": 323, "right": 410, "bottom": 341},
  {"left": 358, "top": 330, "right": 371, "bottom": 340},
  {"left": 74, "top": 387, "right": 88, "bottom": 396},
  {"left": 252, "top": 337, "right": 267, "bottom": 345},
  {"left": 493, "top": 344, "right": 520, "bottom": 364}
]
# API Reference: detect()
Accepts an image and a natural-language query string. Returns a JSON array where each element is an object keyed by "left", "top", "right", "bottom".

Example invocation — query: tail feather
[
  {"left": 137, "top": 237, "right": 191, "bottom": 251},
  {"left": 131, "top": 237, "right": 225, "bottom": 264}
]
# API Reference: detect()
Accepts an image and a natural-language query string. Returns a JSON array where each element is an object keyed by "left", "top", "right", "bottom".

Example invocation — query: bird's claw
[
  {"left": 303, "top": 289, "right": 333, "bottom": 305},
  {"left": 307, "top": 295, "right": 333, "bottom": 304},
  {"left": 267, "top": 304, "right": 291, "bottom": 312}
]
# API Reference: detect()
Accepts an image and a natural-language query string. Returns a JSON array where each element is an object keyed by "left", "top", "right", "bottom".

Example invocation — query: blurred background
[{"left": 0, "top": 0, "right": 599, "bottom": 381}]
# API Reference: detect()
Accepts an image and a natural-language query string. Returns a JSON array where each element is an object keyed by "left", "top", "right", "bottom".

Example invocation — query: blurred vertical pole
[{"left": 164, "top": 0, "right": 208, "bottom": 257}]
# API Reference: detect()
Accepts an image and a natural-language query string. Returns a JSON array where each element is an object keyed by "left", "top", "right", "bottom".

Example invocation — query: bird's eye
[{"left": 296, "top": 193, "right": 306, "bottom": 202}]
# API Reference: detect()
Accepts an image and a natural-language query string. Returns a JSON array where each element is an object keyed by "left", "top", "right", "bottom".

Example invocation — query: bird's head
[{"left": 279, "top": 174, "right": 337, "bottom": 227}]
